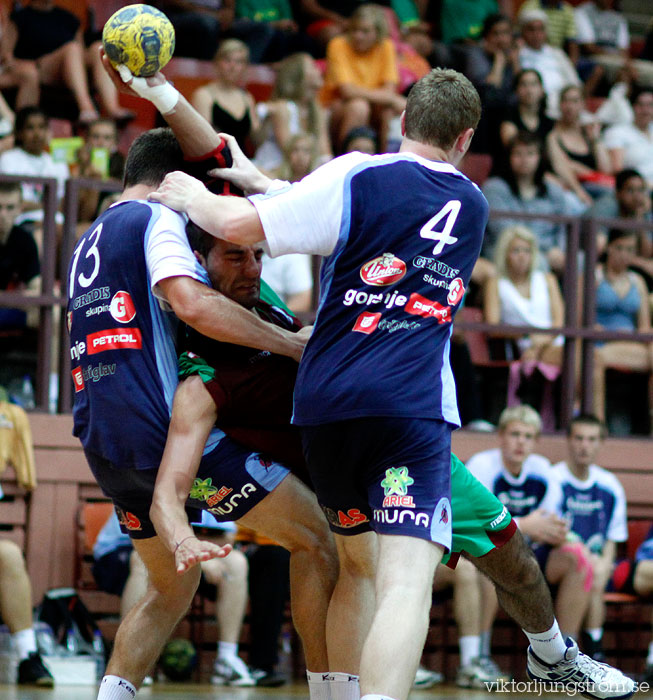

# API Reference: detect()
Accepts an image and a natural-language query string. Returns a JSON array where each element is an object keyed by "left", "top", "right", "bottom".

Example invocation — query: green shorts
[{"left": 443, "top": 453, "right": 516, "bottom": 567}]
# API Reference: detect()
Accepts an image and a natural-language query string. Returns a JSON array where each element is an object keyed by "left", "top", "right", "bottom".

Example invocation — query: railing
[{"left": 2, "top": 179, "right": 652, "bottom": 430}]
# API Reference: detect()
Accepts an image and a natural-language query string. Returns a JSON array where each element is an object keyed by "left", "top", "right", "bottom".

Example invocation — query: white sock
[
  {"left": 585, "top": 628, "right": 603, "bottom": 642},
  {"left": 360, "top": 695, "right": 399, "bottom": 700},
  {"left": 12, "top": 627, "right": 37, "bottom": 660},
  {"left": 217, "top": 641, "right": 238, "bottom": 660},
  {"left": 307, "top": 670, "right": 332, "bottom": 700},
  {"left": 647, "top": 641, "right": 653, "bottom": 665},
  {"left": 459, "top": 635, "right": 481, "bottom": 667},
  {"left": 480, "top": 629, "right": 491, "bottom": 657},
  {"left": 330, "top": 671, "right": 360, "bottom": 700},
  {"left": 97, "top": 675, "right": 137, "bottom": 700},
  {"left": 524, "top": 622, "right": 568, "bottom": 664}
]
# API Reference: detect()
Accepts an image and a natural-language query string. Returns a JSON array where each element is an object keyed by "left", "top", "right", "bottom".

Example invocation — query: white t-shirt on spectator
[
  {"left": 260, "top": 252, "right": 313, "bottom": 303},
  {"left": 602, "top": 122, "right": 653, "bottom": 185}
]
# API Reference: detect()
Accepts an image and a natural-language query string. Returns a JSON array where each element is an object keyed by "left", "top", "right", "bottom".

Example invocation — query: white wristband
[{"left": 117, "top": 65, "right": 180, "bottom": 115}]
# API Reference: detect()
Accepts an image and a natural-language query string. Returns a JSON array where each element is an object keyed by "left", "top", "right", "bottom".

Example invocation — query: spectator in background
[
  {"left": 575, "top": 0, "right": 629, "bottom": 61},
  {"left": 0, "top": 107, "right": 68, "bottom": 230},
  {"left": 76, "top": 119, "right": 125, "bottom": 224},
  {"left": 191, "top": 39, "right": 261, "bottom": 156},
  {"left": 274, "top": 132, "right": 319, "bottom": 182},
  {"left": 518, "top": 10, "right": 581, "bottom": 118},
  {"left": 591, "top": 227, "right": 653, "bottom": 425},
  {"left": 321, "top": 4, "right": 405, "bottom": 153},
  {"left": 254, "top": 53, "right": 331, "bottom": 172},
  {"left": 153, "top": 0, "right": 275, "bottom": 63},
  {"left": 0, "top": 535, "right": 53, "bottom": 685},
  {"left": 0, "top": 0, "right": 128, "bottom": 122},
  {"left": 234, "top": 0, "right": 320, "bottom": 61},
  {"left": 0, "top": 182, "right": 40, "bottom": 331},
  {"left": 484, "top": 224, "right": 564, "bottom": 367},
  {"left": 499, "top": 69, "right": 554, "bottom": 151},
  {"left": 342, "top": 125, "right": 378, "bottom": 154},
  {"left": 467, "top": 405, "right": 592, "bottom": 650},
  {"left": 552, "top": 414, "right": 628, "bottom": 662},
  {"left": 463, "top": 14, "right": 520, "bottom": 153},
  {"left": 546, "top": 85, "right": 613, "bottom": 205},
  {"left": 482, "top": 131, "right": 569, "bottom": 273},
  {"left": 603, "top": 86, "right": 653, "bottom": 187},
  {"left": 587, "top": 168, "right": 652, "bottom": 256},
  {"left": 519, "top": 0, "right": 579, "bottom": 63},
  {"left": 484, "top": 225, "right": 564, "bottom": 429},
  {"left": 93, "top": 511, "right": 254, "bottom": 686}
]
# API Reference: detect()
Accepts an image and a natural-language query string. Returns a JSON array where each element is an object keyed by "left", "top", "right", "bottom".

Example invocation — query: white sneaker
[
  {"left": 211, "top": 655, "right": 255, "bottom": 686},
  {"left": 479, "top": 656, "right": 510, "bottom": 681},
  {"left": 456, "top": 657, "right": 501, "bottom": 688},
  {"left": 412, "top": 665, "right": 444, "bottom": 688},
  {"left": 527, "top": 637, "right": 635, "bottom": 699}
]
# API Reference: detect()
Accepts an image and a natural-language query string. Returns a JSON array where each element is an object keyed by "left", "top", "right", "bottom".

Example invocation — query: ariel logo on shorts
[
  {"left": 381, "top": 466, "right": 415, "bottom": 508},
  {"left": 360, "top": 253, "right": 406, "bottom": 286},
  {"left": 190, "top": 478, "right": 218, "bottom": 501}
]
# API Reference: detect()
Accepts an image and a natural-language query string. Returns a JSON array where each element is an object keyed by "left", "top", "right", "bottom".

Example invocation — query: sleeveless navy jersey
[
  {"left": 253, "top": 153, "right": 489, "bottom": 427},
  {"left": 552, "top": 462, "right": 627, "bottom": 554},
  {"left": 67, "top": 200, "right": 223, "bottom": 469}
]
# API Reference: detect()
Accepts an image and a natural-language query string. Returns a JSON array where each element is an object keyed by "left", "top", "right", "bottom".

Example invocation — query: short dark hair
[
  {"left": 404, "top": 68, "right": 481, "bottom": 150},
  {"left": 482, "top": 13, "right": 510, "bottom": 38},
  {"left": 568, "top": 413, "right": 606, "bottom": 438},
  {"left": 0, "top": 181, "right": 22, "bottom": 197},
  {"left": 186, "top": 220, "right": 215, "bottom": 259},
  {"left": 14, "top": 106, "right": 47, "bottom": 147},
  {"left": 504, "top": 131, "right": 548, "bottom": 196},
  {"left": 615, "top": 168, "right": 645, "bottom": 191},
  {"left": 629, "top": 84, "right": 653, "bottom": 107},
  {"left": 123, "top": 128, "right": 185, "bottom": 189}
]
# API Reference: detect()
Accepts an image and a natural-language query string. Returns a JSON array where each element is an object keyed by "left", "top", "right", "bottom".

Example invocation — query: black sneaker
[
  {"left": 249, "top": 667, "right": 287, "bottom": 687},
  {"left": 17, "top": 652, "right": 54, "bottom": 686}
]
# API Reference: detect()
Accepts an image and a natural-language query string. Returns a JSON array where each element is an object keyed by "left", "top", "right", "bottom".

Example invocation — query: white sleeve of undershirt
[
  {"left": 145, "top": 203, "right": 209, "bottom": 303},
  {"left": 250, "top": 152, "right": 372, "bottom": 258}
]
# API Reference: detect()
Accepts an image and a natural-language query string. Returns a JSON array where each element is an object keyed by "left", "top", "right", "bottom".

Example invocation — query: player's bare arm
[
  {"left": 150, "top": 377, "right": 231, "bottom": 574},
  {"left": 150, "top": 172, "right": 265, "bottom": 246}
]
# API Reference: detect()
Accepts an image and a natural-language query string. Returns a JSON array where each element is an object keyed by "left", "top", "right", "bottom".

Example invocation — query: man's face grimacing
[
  {"left": 201, "top": 238, "right": 263, "bottom": 309},
  {"left": 499, "top": 420, "right": 538, "bottom": 475}
]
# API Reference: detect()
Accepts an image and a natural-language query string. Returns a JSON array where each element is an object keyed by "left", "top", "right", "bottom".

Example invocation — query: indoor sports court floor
[{"left": 4, "top": 683, "right": 650, "bottom": 699}]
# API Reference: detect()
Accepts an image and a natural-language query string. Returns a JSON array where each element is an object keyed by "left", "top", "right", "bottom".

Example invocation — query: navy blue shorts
[
  {"left": 85, "top": 437, "right": 289, "bottom": 539},
  {"left": 301, "top": 417, "right": 453, "bottom": 548}
]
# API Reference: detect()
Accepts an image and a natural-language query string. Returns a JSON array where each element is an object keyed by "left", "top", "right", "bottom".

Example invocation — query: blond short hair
[
  {"left": 214, "top": 38, "right": 249, "bottom": 62},
  {"left": 498, "top": 405, "right": 542, "bottom": 434},
  {"left": 493, "top": 225, "right": 539, "bottom": 278},
  {"left": 349, "top": 4, "right": 389, "bottom": 42}
]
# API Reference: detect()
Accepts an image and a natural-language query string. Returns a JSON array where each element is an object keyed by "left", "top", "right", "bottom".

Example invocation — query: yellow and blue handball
[{"left": 102, "top": 4, "right": 175, "bottom": 77}]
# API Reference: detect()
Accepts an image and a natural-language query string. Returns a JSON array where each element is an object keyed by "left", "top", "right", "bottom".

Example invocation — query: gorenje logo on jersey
[
  {"left": 360, "top": 253, "right": 406, "bottom": 286},
  {"left": 110, "top": 291, "right": 136, "bottom": 323},
  {"left": 405, "top": 293, "right": 452, "bottom": 323},
  {"left": 87, "top": 328, "right": 143, "bottom": 354}
]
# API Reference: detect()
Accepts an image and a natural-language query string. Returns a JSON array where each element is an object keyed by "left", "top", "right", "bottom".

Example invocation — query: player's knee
[
  {"left": 0, "top": 539, "right": 25, "bottom": 570},
  {"left": 224, "top": 547, "right": 248, "bottom": 582},
  {"left": 345, "top": 98, "right": 371, "bottom": 123}
]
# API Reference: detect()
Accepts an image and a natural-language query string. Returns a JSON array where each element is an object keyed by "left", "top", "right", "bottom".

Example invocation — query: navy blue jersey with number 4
[{"left": 254, "top": 153, "right": 489, "bottom": 427}]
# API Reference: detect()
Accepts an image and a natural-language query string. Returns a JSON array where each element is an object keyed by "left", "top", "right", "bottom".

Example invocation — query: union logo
[{"left": 360, "top": 253, "right": 406, "bottom": 286}]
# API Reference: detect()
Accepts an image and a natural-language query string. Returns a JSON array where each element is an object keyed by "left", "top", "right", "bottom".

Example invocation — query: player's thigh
[
  {"left": 236, "top": 472, "right": 331, "bottom": 552},
  {"left": 376, "top": 533, "right": 443, "bottom": 596}
]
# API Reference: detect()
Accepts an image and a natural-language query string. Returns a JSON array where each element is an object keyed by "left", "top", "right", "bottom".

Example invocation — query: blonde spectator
[
  {"left": 484, "top": 224, "right": 564, "bottom": 367},
  {"left": 322, "top": 4, "right": 406, "bottom": 153},
  {"left": 191, "top": 39, "right": 261, "bottom": 155},
  {"left": 254, "top": 52, "right": 331, "bottom": 172},
  {"left": 274, "top": 132, "right": 319, "bottom": 182}
]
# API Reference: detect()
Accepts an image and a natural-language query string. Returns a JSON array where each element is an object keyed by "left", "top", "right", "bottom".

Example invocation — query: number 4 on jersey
[{"left": 420, "top": 200, "right": 461, "bottom": 255}]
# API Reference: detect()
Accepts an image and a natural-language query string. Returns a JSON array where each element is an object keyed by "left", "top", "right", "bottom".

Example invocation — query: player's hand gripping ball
[{"left": 102, "top": 4, "right": 175, "bottom": 77}]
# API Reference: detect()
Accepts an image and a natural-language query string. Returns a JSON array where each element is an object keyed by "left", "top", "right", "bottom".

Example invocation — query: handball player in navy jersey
[
  {"left": 152, "top": 68, "right": 636, "bottom": 700},
  {"left": 68, "top": 57, "right": 342, "bottom": 700}
]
